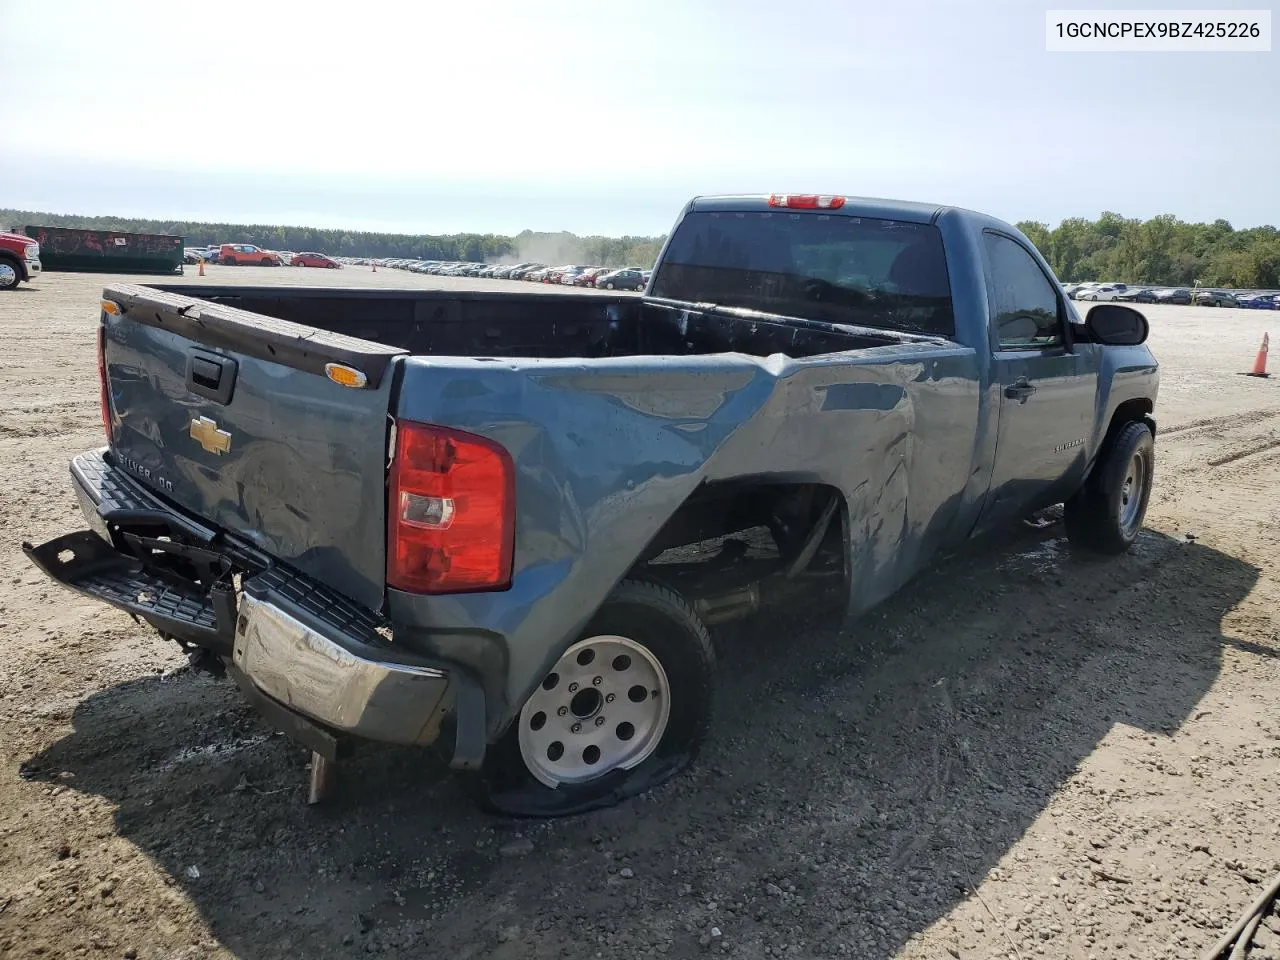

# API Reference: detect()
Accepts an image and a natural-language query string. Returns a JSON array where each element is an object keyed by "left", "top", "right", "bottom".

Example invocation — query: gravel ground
[{"left": 1, "top": 268, "right": 1278, "bottom": 960}]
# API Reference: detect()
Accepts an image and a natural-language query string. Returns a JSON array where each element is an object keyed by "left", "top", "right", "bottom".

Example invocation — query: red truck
[{"left": 0, "top": 230, "right": 41, "bottom": 290}]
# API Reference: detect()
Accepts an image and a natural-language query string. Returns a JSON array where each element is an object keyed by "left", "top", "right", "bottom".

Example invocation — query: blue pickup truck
[{"left": 24, "top": 193, "right": 1159, "bottom": 816}]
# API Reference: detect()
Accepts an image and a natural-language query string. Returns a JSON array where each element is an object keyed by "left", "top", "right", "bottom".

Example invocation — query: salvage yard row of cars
[
  {"left": 1064, "top": 280, "right": 1280, "bottom": 309},
  {"left": 182, "top": 244, "right": 341, "bottom": 269},
  {"left": 340, "top": 257, "right": 654, "bottom": 290},
  {"left": 180, "top": 239, "right": 1277, "bottom": 308}
]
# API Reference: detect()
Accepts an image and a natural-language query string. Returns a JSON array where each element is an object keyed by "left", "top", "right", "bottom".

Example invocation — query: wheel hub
[
  {"left": 1118, "top": 452, "right": 1145, "bottom": 532},
  {"left": 518, "top": 635, "right": 671, "bottom": 788}
]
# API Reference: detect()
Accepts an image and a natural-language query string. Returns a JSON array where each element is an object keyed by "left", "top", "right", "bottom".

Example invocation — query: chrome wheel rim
[
  {"left": 0, "top": 263, "right": 17, "bottom": 288},
  {"left": 1119, "top": 452, "right": 1145, "bottom": 533},
  {"left": 518, "top": 635, "right": 671, "bottom": 788}
]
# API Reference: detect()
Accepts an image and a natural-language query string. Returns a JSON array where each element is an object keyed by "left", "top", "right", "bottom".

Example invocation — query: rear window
[{"left": 651, "top": 210, "right": 954, "bottom": 337}]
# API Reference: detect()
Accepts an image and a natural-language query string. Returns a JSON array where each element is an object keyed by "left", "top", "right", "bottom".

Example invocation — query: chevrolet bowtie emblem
[{"left": 190, "top": 416, "right": 232, "bottom": 455}]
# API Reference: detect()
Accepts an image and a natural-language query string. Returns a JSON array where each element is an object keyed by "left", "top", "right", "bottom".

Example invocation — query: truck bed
[{"left": 150, "top": 285, "right": 930, "bottom": 360}]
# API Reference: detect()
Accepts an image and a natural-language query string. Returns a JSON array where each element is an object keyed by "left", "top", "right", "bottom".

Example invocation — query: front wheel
[
  {"left": 469, "top": 579, "right": 715, "bottom": 817},
  {"left": 1064, "top": 420, "right": 1154, "bottom": 554},
  {"left": 0, "top": 259, "right": 20, "bottom": 290},
  {"left": 222, "top": 256, "right": 236, "bottom": 266}
]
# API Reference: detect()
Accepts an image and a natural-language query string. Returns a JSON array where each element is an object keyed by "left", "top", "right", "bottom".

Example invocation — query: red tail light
[
  {"left": 97, "top": 325, "right": 112, "bottom": 442},
  {"left": 387, "top": 420, "right": 515, "bottom": 594},
  {"left": 767, "top": 194, "right": 846, "bottom": 210}
]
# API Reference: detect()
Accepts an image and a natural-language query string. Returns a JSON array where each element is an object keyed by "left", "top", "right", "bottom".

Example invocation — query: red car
[{"left": 292, "top": 252, "right": 340, "bottom": 269}]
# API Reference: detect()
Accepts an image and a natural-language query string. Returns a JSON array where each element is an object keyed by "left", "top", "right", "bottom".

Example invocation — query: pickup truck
[
  {"left": 23, "top": 193, "right": 1159, "bottom": 817},
  {"left": 0, "top": 229, "right": 41, "bottom": 290}
]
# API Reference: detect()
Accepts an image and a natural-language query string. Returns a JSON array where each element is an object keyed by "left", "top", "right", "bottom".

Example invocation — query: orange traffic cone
[
  {"left": 197, "top": 259, "right": 205, "bottom": 277},
  {"left": 1244, "top": 332, "right": 1270, "bottom": 378}
]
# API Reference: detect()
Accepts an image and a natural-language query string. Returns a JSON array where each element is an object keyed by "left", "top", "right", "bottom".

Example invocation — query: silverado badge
[{"left": 190, "top": 416, "right": 232, "bottom": 455}]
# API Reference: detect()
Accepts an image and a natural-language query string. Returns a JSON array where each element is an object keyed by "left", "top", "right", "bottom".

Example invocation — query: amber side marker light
[
  {"left": 325, "top": 363, "right": 369, "bottom": 388},
  {"left": 101, "top": 299, "right": 122, "bottom": 315}
]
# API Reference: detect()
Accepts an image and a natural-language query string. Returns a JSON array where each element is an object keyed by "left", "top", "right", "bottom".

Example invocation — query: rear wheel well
[{"left": 628, "top": 479, "right": 849, "bottom": 625}]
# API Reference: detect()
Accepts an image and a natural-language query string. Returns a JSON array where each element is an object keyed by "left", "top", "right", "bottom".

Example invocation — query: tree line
[
  {"left": 1016, "top": 213, "right": 1280, "bottom": 288},
  {"left": 5, "top": 207, "right": 1277, "bottom": 287},
  {"left": 0, "top": 210, "right": 666, "bottom": 270}
]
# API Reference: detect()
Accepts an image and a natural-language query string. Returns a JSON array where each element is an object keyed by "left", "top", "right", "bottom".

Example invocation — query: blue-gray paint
[{"left": 105, "top": 314, "right": 393, "bottom": 610}]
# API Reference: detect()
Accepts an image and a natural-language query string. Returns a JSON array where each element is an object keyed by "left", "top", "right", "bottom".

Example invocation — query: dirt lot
[{"left": 2, "top": 267, "right": 1278, "bottom": 960}]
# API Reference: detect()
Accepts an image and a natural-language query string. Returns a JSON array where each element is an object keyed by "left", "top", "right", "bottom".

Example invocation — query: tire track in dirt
[
  {"left": 1206, "top": 436, "right": 1280, "bottom": 468},
  {"left": 1160, "top": 407, "right": 1280, "bottom": 438}
]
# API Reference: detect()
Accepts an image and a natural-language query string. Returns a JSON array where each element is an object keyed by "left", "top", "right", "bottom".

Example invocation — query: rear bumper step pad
[{"left": 22, "top": 530, "right": 235, "bottom": 647}]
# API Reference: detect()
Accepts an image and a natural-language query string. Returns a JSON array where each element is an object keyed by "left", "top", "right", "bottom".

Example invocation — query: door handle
[{"left": 1004, "top": 377, "right": 1037, "bottom": 403}]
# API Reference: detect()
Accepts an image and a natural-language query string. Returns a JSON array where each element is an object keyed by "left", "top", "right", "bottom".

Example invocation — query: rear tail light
[
  {"left": 387, "top": 420, "right": 515, "bottom": 594},
  {"left": 767, "top": 194, "right": 846, "bottom": 210},
  {"left": 97, "top": 324, "right": 113, "bottom": 442}
]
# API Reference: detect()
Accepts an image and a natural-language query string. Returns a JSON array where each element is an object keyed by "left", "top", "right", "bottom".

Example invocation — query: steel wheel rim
[
  {"left": 0, "top": 263, "right": 17, "bottom": 287},
  {"left": 518, "top": 635, "right": 671, "bottom": 788},
  {"left": 1119, "top": 452, "right": 1145, "bottom": 533}
]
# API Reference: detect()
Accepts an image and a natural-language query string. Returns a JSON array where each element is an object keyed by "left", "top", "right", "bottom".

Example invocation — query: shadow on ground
[{"left": 21, "top": 522, "right": 1257, "bottom": 958}]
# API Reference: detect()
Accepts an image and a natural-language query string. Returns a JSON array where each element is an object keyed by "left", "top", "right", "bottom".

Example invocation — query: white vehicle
[{"left": 1078, "top": 283, "right": 1128, "bottom": 302}]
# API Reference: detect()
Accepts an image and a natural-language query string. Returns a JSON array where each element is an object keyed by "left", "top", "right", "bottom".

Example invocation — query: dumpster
[{"left": 25, "top": 226, "right": 185, "bottom": 275}]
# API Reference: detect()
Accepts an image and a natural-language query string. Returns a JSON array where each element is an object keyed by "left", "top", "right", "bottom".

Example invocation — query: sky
[{"left": 2, "top": 0, "right": 1277, "bottom": 237}]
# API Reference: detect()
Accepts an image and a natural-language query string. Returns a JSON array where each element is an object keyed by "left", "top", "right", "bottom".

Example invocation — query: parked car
[
  {"left": 1238, "top": 294, "right": 1280, "bottom": 310},
  {"left": 1193, "top": 289, "right": 1238, "bottom": 307},
  {"left": 1154, "top": 288, "right": 1192, "bottom": 305},
  {"left": 594, "top": 268, "right": 646, "bottom": 291},
  {"left": 0, "top": 230, "right": 41, "bottom": 290},
  {"left": 26, "top": 192, "right": 1159, "bottom": 818},
  {"left": 293, "top": 252, "right": 341, "bottom": 269},
  {"left": 574, "top": 267, "right": 609, "bottom": 287},
  {"left": 1115, "top": 288, "right": 1158, "bottom": 303},
  {"left": 525, "top": 267, "right": 552, "bottom": 282},
  {"left": 558, "top": 265, "right": 590, "bottom": 285},
  {"left": 218, "top": 244, "right": 281, "bottom": 266},
  {"left": 1077, "top": 284, "right": 1127, "bottom": 301}
]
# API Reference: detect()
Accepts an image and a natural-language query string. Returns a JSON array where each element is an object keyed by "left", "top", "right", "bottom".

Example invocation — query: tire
[
  {"left": 222, "top": 256, "right": 236, "bottom": 266},
  {"left": 0, "top": 257, "right": 21, "bottom": 290},
  {"left": 1064, "top": 420, "right": 1154, "bottom": 554},
  {"left": 606, "top": 282, "right": 615, "bottom": 289},
  {"left": 468, "top": 579, "right": 715, "bottom": 817}
]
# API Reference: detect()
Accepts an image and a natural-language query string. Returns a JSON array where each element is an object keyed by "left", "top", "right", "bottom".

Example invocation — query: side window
[{"left": 983, "top": 232, "right": 1064, "bottom": 350}]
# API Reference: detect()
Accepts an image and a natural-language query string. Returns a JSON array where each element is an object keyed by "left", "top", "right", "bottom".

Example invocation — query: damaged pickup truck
[{"left": 23, "top": 193, "right": 1159, "bottom": 816}]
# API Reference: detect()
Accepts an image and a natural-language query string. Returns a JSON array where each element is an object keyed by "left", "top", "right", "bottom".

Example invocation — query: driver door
[{"left": 980, "top": 231, "right": 1099, "bottom": 528}]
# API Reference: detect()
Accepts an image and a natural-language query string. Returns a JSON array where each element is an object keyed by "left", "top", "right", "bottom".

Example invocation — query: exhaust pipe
[{"left": 694, "top": 584, "right": 760, "bottom": 625}]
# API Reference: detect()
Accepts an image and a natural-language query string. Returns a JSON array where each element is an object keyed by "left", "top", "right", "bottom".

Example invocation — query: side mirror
[{"left": 1085, "top": 304, "right": 1148, "bottom": 346}]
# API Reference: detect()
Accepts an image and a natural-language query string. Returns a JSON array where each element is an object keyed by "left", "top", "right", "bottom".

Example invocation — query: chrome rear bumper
[{"left": 233, "top": 590, "right": 449, "bottom": 746}]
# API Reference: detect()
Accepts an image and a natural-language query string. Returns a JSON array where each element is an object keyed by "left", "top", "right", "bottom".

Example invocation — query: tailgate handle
[{"left": 186, "top": 350, "right": 238, "bottom": 405}]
